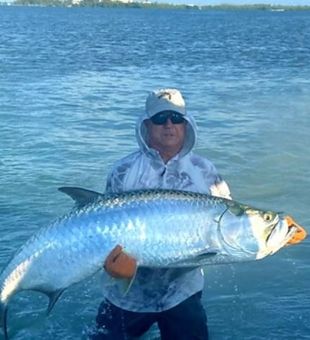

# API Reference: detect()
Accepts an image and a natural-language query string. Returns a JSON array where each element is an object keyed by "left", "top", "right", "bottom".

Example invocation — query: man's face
[{"left": 145, "top": 111, "right": 186, "bottom": 157}]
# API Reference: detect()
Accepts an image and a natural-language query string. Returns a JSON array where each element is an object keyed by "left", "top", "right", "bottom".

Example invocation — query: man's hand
[{"left": 104, "top": 245, "right": 137, "bottom": 279}]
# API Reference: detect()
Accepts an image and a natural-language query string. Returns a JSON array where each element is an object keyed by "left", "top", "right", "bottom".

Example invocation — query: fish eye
[{"left": 263, "top": 212, "right": 274, "bottom": 222}]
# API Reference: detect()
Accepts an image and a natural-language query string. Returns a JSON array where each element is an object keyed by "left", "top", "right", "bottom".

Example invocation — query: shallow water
[{"left": 1, "top": 6, "right": 310, "bottom": 339}]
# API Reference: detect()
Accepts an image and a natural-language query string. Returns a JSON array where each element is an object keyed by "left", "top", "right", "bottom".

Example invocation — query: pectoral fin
[
  {"left": 196, "top": 252, "right": 217, "bottom": 260},
  {"left": 172, "top": 251, "right": 218, "bottom": 267},
  {"left": 117, "top": 276, "right": 136, "bottom": 296},
  {"left": 112, "top": 266, "right": 138, "bottom": 296}
]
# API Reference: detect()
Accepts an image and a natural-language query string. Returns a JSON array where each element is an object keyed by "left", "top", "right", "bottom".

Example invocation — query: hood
[{"left": 135, "top": 89, "right": 198, "bottom": 160}]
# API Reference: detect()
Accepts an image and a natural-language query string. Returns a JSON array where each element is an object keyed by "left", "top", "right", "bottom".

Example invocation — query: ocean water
[{"left": 1, "top": 5, "right": 310, "bottom": 339}]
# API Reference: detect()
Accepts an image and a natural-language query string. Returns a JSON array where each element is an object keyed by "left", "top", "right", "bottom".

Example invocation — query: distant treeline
[
  {"left": 13, "top": 0, "right": 192, "bottom": 9},
  {"left": 12, "top": 0, "right": 310, "bottom": 11}
]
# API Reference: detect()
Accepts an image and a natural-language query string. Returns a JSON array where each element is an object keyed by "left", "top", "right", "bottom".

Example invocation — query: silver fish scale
[
  {"left": 0, "top": 190, "right": 228, "bottom": 304},
  {"left": 88, "top": 192, "right": 228, "bottom": 266},
  {"left": 79, "top": 189, "right": 226, "bottom": 212}
]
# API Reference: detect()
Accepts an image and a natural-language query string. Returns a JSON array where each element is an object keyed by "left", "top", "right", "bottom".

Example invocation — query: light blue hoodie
[{"left": 103, "top": 90, "right": 231, "bottom": 312}]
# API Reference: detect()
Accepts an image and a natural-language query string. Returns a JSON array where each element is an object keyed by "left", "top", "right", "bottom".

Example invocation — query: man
[{"left": 91, "top": 88, "right": 231, "bottom": 339}]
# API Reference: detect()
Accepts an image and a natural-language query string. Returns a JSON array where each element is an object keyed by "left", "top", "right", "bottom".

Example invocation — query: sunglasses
[{"left": 150, "top": 111, "right": 186, "bottom": 125}]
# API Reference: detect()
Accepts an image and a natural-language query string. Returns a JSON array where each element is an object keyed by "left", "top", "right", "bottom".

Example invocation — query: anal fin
[{"left": 46, "top": 289, "right": 65, "bottom": 315}]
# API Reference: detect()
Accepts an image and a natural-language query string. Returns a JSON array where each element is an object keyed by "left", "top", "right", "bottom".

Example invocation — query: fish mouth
[
  {"left": 284, "top": 215, "right": 307, "bottom": 245},
  {"left": 266, "top": 215, "right": 307, "bottom": 254}
]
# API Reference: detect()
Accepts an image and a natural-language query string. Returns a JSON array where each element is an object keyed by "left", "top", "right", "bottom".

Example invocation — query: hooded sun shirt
[{"left": 103, "top": 101, "right": 231, "bottom": 313}]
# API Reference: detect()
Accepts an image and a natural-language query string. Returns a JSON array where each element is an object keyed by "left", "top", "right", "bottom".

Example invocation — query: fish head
[{"left": 219, "top": 200, "right": 306, "bottom": 261}]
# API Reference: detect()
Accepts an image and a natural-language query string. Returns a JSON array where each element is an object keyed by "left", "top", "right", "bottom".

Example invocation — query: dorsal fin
[{"left": 58, "top": 187, "right": 104, "bottom": 208}]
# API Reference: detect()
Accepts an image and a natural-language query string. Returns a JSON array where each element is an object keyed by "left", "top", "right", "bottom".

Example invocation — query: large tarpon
[{"left": 0, "top": 187, "right": 307, "bottom": 339}]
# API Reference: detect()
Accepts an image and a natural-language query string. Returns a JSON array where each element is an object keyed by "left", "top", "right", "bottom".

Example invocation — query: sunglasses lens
[
  {"left": 151, "top": 113, "right": 167, "bottom": 125},
  {"left": 170, "top": 113, "right": 185, "bottom": 124},
  {"left": 150, "top": 112, "right": 185, "bottom": 125}
]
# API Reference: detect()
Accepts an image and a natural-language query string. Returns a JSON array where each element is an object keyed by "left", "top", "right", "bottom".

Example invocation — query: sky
[
  {"left": 0, "top": 0, "right": 309, "bottom": 4},
  {"left": 170, "top": 0, "right": 310, "bottom": 4},
  {"left": 199, "top": 0, "right": 310, "bottom": 4}
]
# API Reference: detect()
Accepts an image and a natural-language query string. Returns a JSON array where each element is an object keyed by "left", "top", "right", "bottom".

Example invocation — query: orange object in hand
[
  {"left": 104, "top": 245, "right": 137, "bottom": 279},
  {"left": 285, "top": 215, "right": 307, "bottom": 245}
]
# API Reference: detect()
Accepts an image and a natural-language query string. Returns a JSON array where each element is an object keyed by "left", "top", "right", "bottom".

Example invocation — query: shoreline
[{"left": 2, "top": 1, "right": 310, "bottom": 11}]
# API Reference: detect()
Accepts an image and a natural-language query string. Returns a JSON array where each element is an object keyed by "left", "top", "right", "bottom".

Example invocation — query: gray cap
[{"left": 145, "top": 88, "right": 187, "bottom": 117}]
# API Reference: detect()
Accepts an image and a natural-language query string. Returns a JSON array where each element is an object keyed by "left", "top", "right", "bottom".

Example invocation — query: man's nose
[{"left": 163, "top": 118, "right": 174, "bottom": 126}]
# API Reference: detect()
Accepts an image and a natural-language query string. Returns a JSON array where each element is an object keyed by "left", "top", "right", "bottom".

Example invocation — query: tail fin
[{"left": 0, "top": 301, "right": 8, "bottom": 340}]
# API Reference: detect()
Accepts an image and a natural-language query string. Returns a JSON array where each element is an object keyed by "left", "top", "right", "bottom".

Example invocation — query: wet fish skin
[{"left": 0, "top": 188, "right": 301, "bottom": 339}]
